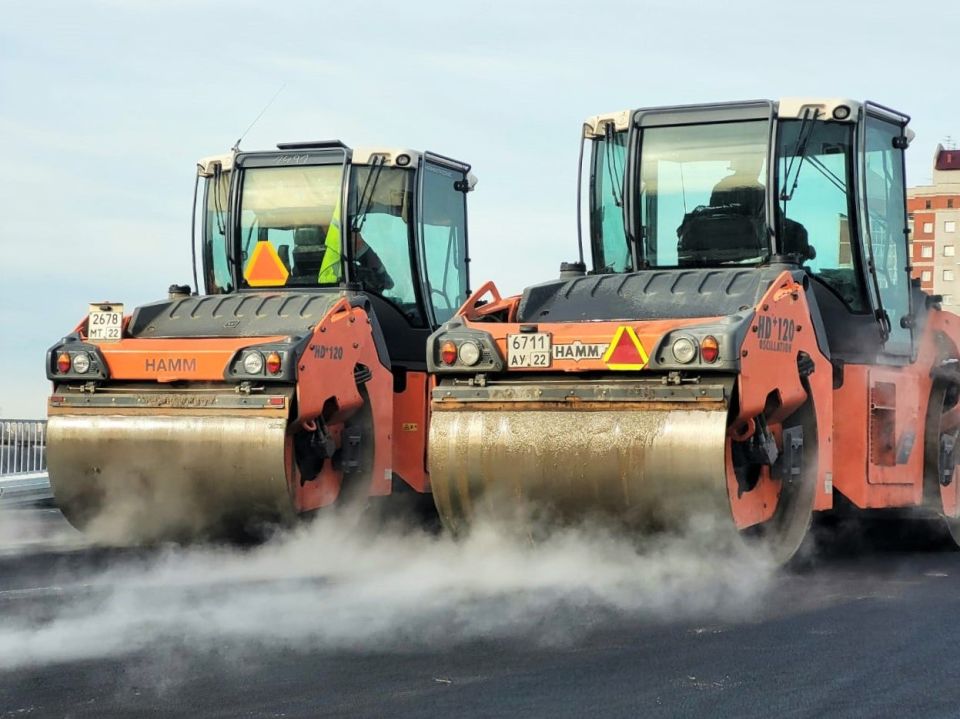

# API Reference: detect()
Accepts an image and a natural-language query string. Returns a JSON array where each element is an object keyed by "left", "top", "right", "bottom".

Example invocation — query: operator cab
[
  {"left": 581, "top": 98, "right": 913, "bottom": 364},
  {"left": 194, "top": 143, "right": 476, "bottom": 368}
]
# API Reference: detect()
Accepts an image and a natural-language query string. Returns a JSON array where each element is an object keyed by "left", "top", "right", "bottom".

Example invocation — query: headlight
[
  {"left": 672, "top": 337, "right": 697, "bottom": 364},
  {"left": 71, "top": 352, "right": 91, "bottom": 374},
  {"left": 458, "top": 341, "right": 481, "bottom": 366},
  {"left": 242, "top": 351, "right": 264, "bottom": 374}
]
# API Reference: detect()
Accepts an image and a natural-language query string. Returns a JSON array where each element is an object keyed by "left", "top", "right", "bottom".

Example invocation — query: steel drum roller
[
  {"left": 429, "top": 404, "right": 730, "bottom": 533},
  {"left": 47, "top": 413, "right": 292, "bottom": 542}
]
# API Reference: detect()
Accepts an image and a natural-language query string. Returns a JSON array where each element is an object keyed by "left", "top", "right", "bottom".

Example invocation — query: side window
[
  {"left": 420, "top": 162, "right": 468, "bottom": 325},
  {"left": 349, "top": 167, "right": 423, "bottom": 325},
  {"left": 778, "top": 121, "right": 866, "bottom": 311},
  {"left": 590, "top": 131, "right": 631, "bottom": 272},
  {"left": 202, "top": 170, "right": 233, "bottom": 293},
  {"left": 863, "top": 115, "right": 911, "bottom": 354}
]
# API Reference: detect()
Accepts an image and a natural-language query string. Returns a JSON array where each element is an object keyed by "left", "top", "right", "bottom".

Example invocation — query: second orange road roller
[{"left": 427, "top": 98, "right": 960, "bottom": 563}]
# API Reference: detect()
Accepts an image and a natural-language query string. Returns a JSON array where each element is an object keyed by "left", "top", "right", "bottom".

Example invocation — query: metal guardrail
[
  {"left": 0, "top": 420, "right": 51, "bottom": 506},
  {"left": 1, "top": 420, "right": 47, "bottom": 476}
]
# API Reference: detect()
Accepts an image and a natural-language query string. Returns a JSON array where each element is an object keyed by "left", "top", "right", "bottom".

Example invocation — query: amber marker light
[
  {"left": 700, "top": 336, "right": 720, "bottom": 363},
  {"left": 440, "top": 340, "right": 458, "bottom": 365},
  {"left": 56, "top": 352, "right": 71, "bottom": 373},
  {"left": 266, "top": 351, "right": 282, "bottom": 375}
]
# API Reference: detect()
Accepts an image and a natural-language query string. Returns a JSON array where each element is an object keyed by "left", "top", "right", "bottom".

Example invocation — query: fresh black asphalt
[{"left": 2, "top": 507, "right": 959, "bottom": 719}]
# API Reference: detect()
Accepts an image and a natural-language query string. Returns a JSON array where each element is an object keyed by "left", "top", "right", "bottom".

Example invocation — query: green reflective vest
[{"left": 318, "top": 197, "right": 343, "bottom": 284}]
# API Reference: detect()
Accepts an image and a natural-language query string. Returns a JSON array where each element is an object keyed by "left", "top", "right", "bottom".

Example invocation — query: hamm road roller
[
  {"left": 428, "top": 98, "right": 960, "bottom": 563},
  {"left": 46, "top": 141, "right": 475, "bottom": 540}
]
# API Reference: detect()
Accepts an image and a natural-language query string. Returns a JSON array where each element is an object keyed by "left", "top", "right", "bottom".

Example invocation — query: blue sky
[{"left": 2, "top": 0, "right": 958, "bottom": 417}]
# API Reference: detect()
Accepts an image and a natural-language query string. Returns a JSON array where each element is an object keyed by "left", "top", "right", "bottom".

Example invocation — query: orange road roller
[
  {"left": 46, "top": 141, "right": 475, "bottom": 541},
  {"left": 427, "top": 98, "right": 960, "bottom": 563}
]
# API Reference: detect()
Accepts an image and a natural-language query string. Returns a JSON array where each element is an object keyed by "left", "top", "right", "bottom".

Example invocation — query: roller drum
[
  {"left": 47, "top": 413, "right": 292, "bottom": 542},
  {"left": 429, "top": 405, "right": 730, "bottom": 533}
]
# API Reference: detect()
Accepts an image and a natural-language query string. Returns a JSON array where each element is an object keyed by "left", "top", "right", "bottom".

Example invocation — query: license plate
[
  {"left": 87, "top": 303, "right": 124, "bottom": 342},
  {"left": 507, "top": 333, "right": 552, "bottom": 368}
]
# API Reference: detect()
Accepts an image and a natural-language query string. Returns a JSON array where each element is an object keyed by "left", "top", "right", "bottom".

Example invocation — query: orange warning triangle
[
  {"left": 602, "top": 326, "right": 649, "bottom": 370},
  {"left": 244, "top": 241, "right": 290, "bottom": 287}
]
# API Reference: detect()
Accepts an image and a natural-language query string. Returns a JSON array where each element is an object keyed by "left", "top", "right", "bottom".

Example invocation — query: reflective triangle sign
[
  {"left": 244, "top": 241, "right": 290, "bottom": 287},
  {"left": 602, "top": 326, "right": 649, "bottom": 370}
]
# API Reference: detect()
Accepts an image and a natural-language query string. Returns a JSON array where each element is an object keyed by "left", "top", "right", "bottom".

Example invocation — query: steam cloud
[{"left": 0, "top": 510, "right": 775, "bottom": 672}]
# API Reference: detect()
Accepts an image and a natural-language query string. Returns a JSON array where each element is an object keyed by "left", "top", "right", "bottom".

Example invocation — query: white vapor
[{"left": 0, "top": 512, "right": 774, "bottom": 672}]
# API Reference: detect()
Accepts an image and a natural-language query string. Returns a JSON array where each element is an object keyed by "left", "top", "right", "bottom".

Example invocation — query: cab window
[
  {"left": 348, "top": 166, "right": 423, "bottom": 326},
  {"left": 637, "top": 120, "right": 770, "bottom": 267},
  {"left": 238, "top": 164, "right": 343, "bottom": 288},
  {"left": 202, "top": 169, "right": 233, "bottom": 293},
  {"left": 420, "top": 162, "right": 469, "bottom": 324},
  {"left": 590, "top": 129, "right": 631, "bottom": 272},
  {"left": 863, "top": 115, "right": 911, "bottom": 354},
  {"left": 777, "top": 121, "right": 867, "bottom": 312}
]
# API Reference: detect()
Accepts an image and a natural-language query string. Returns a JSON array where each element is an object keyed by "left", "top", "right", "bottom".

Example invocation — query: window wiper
[
  {"left": 603, "top": 122, "right": 635, "bottom": 269},
  {"left": 212, "top": 166, "right": 240, "bottom": 273},
  {"left": 603, "top": 123, "right": 624, "bottom": 209},
  {"left": 780, "top": 108, "right": 822, "bottom": 208},
  {"left": 351, "top": 156, "right": 386, "bottom": 234},
  {"left": 213, "top": 166, "right": 227, "bottom": 236}
]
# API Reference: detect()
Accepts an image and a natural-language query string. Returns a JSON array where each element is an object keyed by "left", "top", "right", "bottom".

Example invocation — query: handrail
[{"left": 0, "top": 420, "right": 47, "bottom": 477}]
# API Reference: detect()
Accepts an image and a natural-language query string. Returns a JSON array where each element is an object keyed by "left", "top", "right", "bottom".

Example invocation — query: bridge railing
[{"left": 0, "top": 419, "right": 47, "bottom": 476}]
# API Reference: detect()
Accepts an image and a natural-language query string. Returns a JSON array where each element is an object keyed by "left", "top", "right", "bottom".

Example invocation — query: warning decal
[
  {"left": 244, "top": 241, "right": 290, "bottom": 287},
  {"left": 602, "top": 326, "right": 649, "bottom": 370}
]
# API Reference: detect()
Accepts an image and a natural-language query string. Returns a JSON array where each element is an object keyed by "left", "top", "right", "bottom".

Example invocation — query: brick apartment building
[{"left": 909, "top": 144, "right": 960, "bottom": 305}]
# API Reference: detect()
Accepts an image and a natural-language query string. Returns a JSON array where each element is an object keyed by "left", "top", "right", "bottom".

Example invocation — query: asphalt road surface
[{"left": 2, "top": 506, "right": 960, "bottom": 719}]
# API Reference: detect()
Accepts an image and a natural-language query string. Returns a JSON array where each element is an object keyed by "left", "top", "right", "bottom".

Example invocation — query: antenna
[{"left": 232, "top": 84, "right": 286, "bottom": 152}]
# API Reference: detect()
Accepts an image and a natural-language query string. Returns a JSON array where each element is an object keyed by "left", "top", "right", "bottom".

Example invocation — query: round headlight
[
  {"left": 672, "top": 337, "right": 697, "bottom": 364},
  {"left": 242, "top": 351, "right": 264, "bottom": 374},
  {"left": 395, "top": 153, "right": 411, "bottom": 167},
  {"left": 458, "top": 341, "right": 482, "bottom": 366},
  {"left": 71, "top": 352, "right": 91, "bottom": 374}
]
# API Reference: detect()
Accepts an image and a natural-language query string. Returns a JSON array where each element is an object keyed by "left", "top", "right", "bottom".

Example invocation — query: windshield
[
  {"left": 590, "top": 129, "right": 631, "bottom": 273},
  {"left": 637, "top": 120, "right": 769, "bottom": 267},
  {"left": 238, "top": 163, "right": 345, "bottom": 288},
  {"left": 348, "top": 166, "right": 424, "bottom": 325}
]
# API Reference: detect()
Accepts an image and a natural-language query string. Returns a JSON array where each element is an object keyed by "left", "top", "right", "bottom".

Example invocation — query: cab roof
[{"left": 581, "top": 98, "right": 906, "bottom": 138}]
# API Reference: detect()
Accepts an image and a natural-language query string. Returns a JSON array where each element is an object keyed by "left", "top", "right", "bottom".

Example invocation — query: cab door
[
  {"left": 858, "top": 106, "right": 913, "bottom": 359},
  {"left": 416, "top": 155, "right": 471, "bottom": 327}
]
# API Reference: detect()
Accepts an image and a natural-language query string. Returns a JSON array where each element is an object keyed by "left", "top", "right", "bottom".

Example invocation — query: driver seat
[{"left": 291, "top": 226, "right": 327, "bottom": 280}]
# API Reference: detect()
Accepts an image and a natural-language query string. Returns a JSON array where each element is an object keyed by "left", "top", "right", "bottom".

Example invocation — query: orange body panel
[
  {"left": 829, "top": 309, "right": 960, "bottom": 512},
  {"left": 94, "top": 336, "right": 286, "bottom": 382},
  {"left": 292, "top": 299, "right": 394, "bottom": 511},
  {"left": 731, "top": 273, "right": 835, "bottom": 525},
  {"left": 831, "top": 365, "right": 922, "bottom": 508},
  {"left": 391, "top": 371, "right": 430, "bottom": 492},
  {"left": 456, "top": 316, "right": 729, "bottom": 374},
  {"left": 921, "top": 311, "right": 960, "bottom": 518}
]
